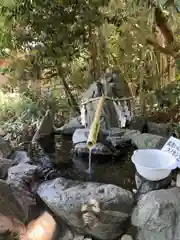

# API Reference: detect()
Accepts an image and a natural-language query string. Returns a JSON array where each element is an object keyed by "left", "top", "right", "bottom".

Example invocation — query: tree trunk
[
  {"left": 88, "top": 25, "right": 100, "bottom": 81},
  {"left": 57, "top": 67, "right": 80, "bottom": 115},
  {"left": 147, "top": 6, "right": 176, "bottom": 88}
]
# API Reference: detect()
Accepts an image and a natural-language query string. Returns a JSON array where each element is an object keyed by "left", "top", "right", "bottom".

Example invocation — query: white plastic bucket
[{"left": 132, "top": 149, "right": 177, "bottom": 181}]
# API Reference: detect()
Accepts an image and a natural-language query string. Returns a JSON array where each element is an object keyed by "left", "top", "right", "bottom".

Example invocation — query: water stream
[{"left": 86, "top": 147, "right": 93, "bottom": 174}]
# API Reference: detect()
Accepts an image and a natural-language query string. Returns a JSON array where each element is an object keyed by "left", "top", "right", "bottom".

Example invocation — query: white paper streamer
[
  {"left": 124, "top": 100, "right": 132, "bottom": 121},
  {"left": 113, "top": 101, "right": 127, "bottom": 128},
  {"left": 113, "top": 101, "right": 121, "bottom": 121},
  {"left": 80, "top": 104, "right": 86, "bottom": 126},
  {"left": 121, "top": 116, "right": 126, "bottom": 128}
]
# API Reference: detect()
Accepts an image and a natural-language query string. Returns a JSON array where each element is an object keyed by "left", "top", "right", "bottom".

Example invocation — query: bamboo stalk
[{"left": 87, "top": 96, "right": 105, "bottom": 149}]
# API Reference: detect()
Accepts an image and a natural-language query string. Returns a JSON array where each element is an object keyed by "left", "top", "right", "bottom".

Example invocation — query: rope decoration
[
  {"left": 80, "top": 96, "right": 134, "bottom": 106},
  {"left": 80, "top": 96, "right": 134, "bottom": 128}
]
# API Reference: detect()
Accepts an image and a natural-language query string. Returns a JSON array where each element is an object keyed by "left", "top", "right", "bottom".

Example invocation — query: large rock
[
  {"left": 132, "top": 187, "right": 180, "bottom": 240},
  {"left": 130, "top": 133, "right": 167, "bottom": 149},
  {"left": 105, "top": 129, "right": 140, "bottom": 149},
  {"left": 74, "top": 142, "right": 112, "bottom": 156},
  {"left": 122, "top": 129, "right": 141, "bottom": 140},
  {"left": 72, "top": 129, "right": 112, "bottom": 155},
  {"left": 147, "top": 122, "right": 173, "bottom": 137},
  {"left": 7, "top": 163, "right": 38, "bottom": 188},
  {"left": 0, "top": 179, "right": 27, "bottom": 223},
  {"left": 0, "top": 137, "right": 12, "bottom": 158},
  {"left": 107, "top": 129, "right": 141, "bottom": 147},
  {"left": 33, "top": 109, "right": 54, "bottom": 141},
  {"left": 129, "top": 117, "right": 147, "bottom": 132},
  {"left": 57, "top": 227, "right": 90, "bottom": 240},
  {"left": 0, "top": 157, "right": 13, "bottom": 179},
  {"left": 80, "top": 71, "right": 132, "bottom": 129},
  {"left": 11, "top": 151, "right": 31, "bottom": 164},
  {"left": 134, "top": 172, "right": 172, "bottom": 202},
  {"left": 32, "top": 110, "right": 56, "bottom": 154},
  {"left": 0, "top": 128, "right": 5, "bottom": 136},
  {"left": 73, "top": 128, "right": 139, "bottom": 157},
  {"left": 72, "top": 128, "right": 113, "bottom": 156},
  {"left": 6, "top": 163, "right": 38, "bottom": 221},
  {"left": 57, "top": 117, "right": 83, "bottom": 136},
  {"left": 37, "top": 178, "right": 134, "bottom": 240},
  {"left": 121, "top": 235, "right": 133, "bottom": 240}
]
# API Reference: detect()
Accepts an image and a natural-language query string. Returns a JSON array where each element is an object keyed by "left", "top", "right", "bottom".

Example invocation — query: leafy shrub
[{"left": 0, "top": 88, "right": 70, "bottom": 143}]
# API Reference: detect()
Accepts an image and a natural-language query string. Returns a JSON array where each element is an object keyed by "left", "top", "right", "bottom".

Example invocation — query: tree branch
[
  {"left": 146, "top": 38, "right": 180, "bottom": 59},
  {"left": 155, "top": 6, "right": 174, "bottom": 44}
]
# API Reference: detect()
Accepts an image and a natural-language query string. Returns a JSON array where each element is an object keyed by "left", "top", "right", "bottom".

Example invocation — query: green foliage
[
  {"left": 0, "top": 87, "right": 70, "bottom": 141},
  {"left": 0, "top": 0, "right": 179, "bottom": 140},
  {"left": 0, "top": 0, "right": 178, "bottom": 89},
  {"left": 0, "top": 0, "right": 107, "bottom": 71},
  {"left": 155, "top": 81, "right": 180, "bottom": 107}
]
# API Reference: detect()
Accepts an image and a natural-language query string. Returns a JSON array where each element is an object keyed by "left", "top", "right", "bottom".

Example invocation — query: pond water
[{"left": 54, "top": 136, "right": 136, "bottom": 190}]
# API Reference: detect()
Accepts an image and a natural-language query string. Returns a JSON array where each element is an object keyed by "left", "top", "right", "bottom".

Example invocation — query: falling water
[{"left": 86, "top": 147, "right": 93, "bottom": 175}]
